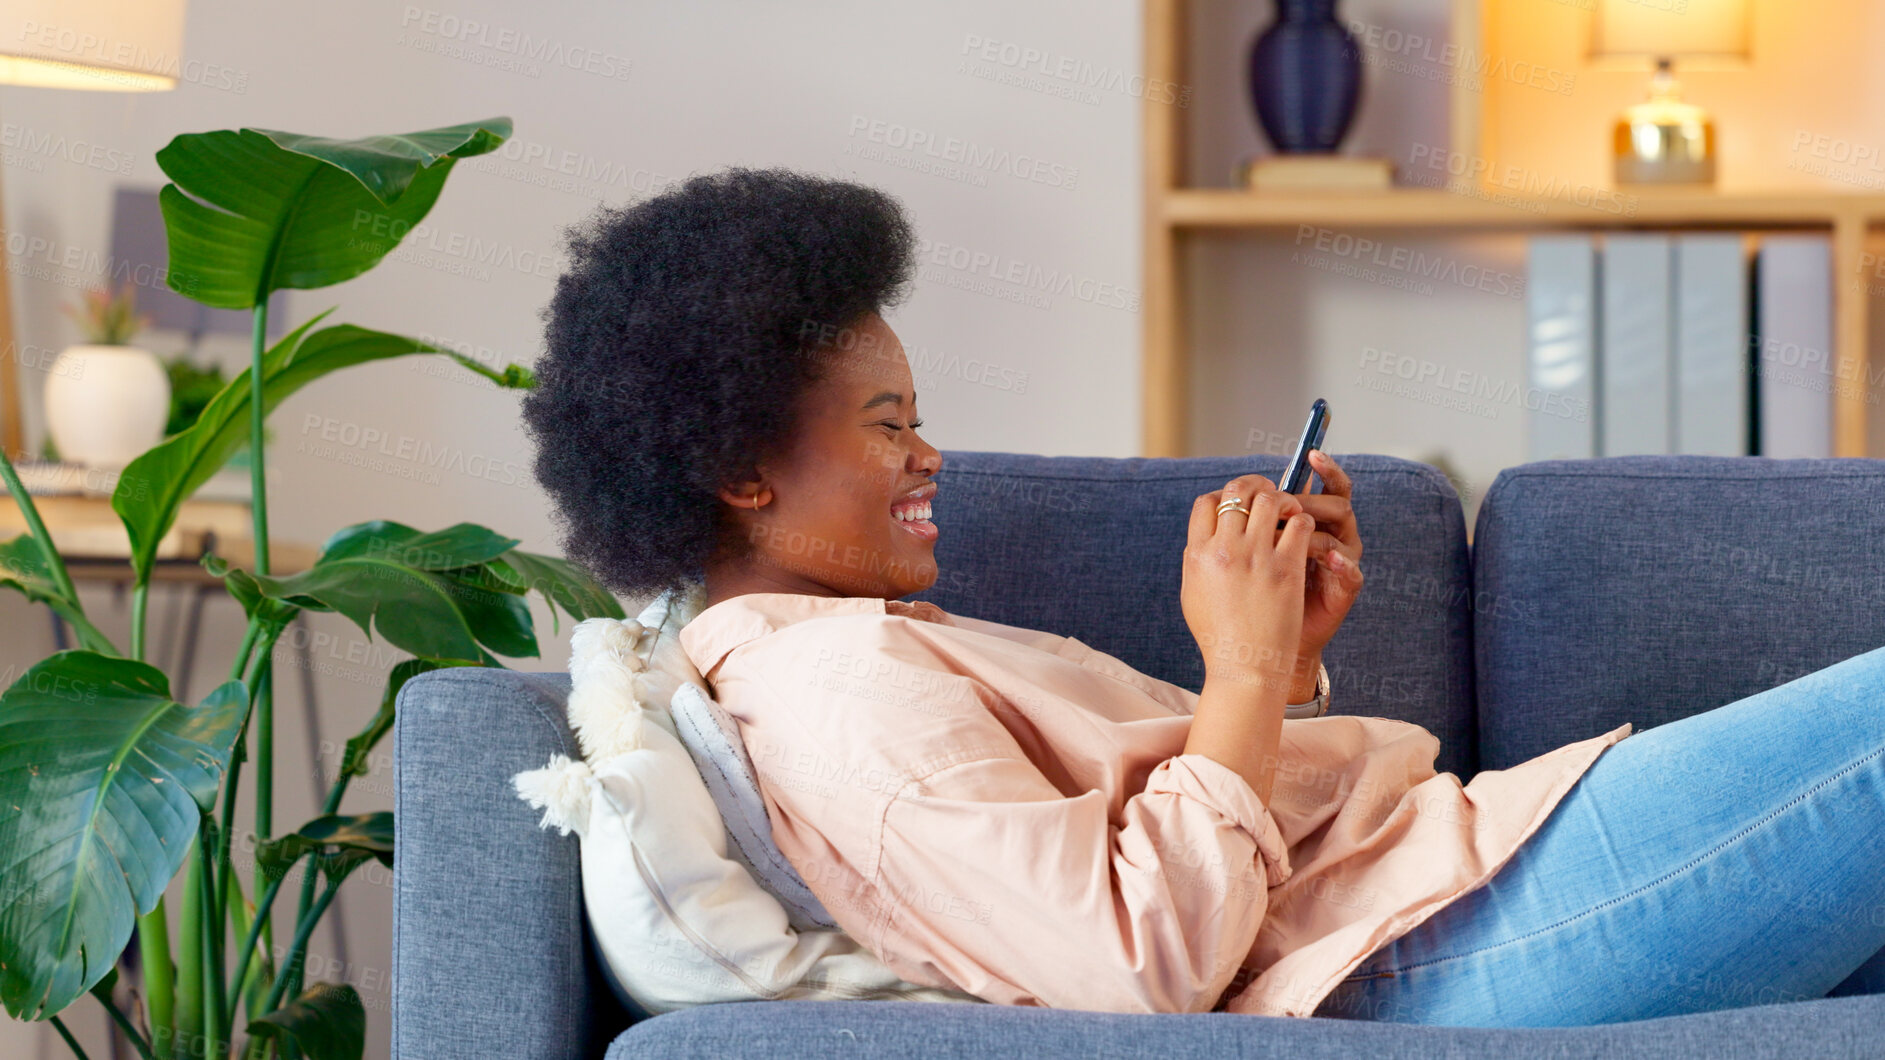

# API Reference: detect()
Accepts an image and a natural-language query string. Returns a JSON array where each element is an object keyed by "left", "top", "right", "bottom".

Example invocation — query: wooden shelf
[
  {"left": 1141, "top": 0, "right": 1880, "bottom": 461},
  {"left": 1159, "top": 188, "right": 1885, "bottom": 230}
]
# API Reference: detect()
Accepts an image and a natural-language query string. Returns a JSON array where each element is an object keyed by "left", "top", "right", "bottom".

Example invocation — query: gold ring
[{"left": 1216, "top": 497, "right": 1250, "bottom": 517}]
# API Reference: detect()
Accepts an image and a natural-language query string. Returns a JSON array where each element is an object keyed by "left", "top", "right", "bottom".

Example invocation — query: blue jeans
[{"left": 1311, "top": 643, "right": 1885, "bottom": 1026}]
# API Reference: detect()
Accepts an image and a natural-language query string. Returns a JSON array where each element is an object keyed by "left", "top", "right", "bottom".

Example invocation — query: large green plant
[{"left": 0, "top": 117, "right": 622, "bottom": 1059}]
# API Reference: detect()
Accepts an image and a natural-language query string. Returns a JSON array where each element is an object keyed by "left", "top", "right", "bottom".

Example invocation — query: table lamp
[
  {"left": 0, "top": 0, "right": 188, "bottom": 459},
  {"left": 1593, "top": 0, "right": 1750, "bottom": 185}
]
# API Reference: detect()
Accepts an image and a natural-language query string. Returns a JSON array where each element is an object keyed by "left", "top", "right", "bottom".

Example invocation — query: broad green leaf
[
  {"left": 202, "top": 553, "right": 303, "bottom": 636},
  {"left": 231, "top": 545, "right": 532, "bottom": 664},
  {"left": 343, "top": 659, "right": 474, "bottom": 781},
  {"left": 156, "top": 117, "right": 511, "bottom": 309},
  {"left": 316, "top": 521, "right": 518, "bottom": 569},
  {"left": 256, "top": 119, "right": 510, "bottom": 206},
  {"left": 483, "top": 550, "right": 625, "bottom": 635},
  {"left": 246, "top": 982, "right": 365, "bottom": 1060},
  {"left": 111, "top": 322, "right": 532, "bottom": 587},
  {"left": 0, "top": 536, "right": 117, "bottom": 655},
  {"left": 256, "top": 814, "right": 392, "bottom": 887},
  {"left": 0, "top": 656, "right": 245, "bottom": 1020}
]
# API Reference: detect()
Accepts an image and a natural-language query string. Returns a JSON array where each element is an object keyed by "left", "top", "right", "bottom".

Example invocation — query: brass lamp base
[
  {"left": 1614, "top": 118, "right": 1717, "bottom": 184},
  {"left": 1612, "top": 57, "right": 1718, "bottom": 186}
]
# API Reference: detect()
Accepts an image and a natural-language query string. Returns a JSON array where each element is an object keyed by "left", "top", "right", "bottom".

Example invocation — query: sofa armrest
[{"left": 392, "top": 667, "right": 629, "bottom": 1059}]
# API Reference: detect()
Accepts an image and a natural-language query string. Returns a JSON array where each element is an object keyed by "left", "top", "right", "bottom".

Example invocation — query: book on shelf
[
  {"left": 1600, "top": 233, "right": 1675, "bottom": 456},
  {"left": 1753, "top": 235, "right": 1834, "bottom": 459},
  {"left": 1675, "top": 234, "right": 1751, "bottom": 456},
  {"left": 1525, "top": 235, "right": 1598, "bottom": 460}
]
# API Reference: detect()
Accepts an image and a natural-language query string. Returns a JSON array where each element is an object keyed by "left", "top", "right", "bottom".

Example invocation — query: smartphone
[{"left": 1275, "top": 398, "right": 1330, "bottom": 529}]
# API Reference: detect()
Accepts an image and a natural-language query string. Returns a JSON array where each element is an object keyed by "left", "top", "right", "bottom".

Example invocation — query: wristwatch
[{"left": 1283, "top": 661, "right": 1330, "bottom": 720}]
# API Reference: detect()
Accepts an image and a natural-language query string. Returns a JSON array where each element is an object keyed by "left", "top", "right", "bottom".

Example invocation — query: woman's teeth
[{"left": 892, "top": 502, "right": 932, "bottom": 522}]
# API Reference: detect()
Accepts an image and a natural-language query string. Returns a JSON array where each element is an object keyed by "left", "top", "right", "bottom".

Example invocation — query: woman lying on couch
[{"left": 518, "top": 166, "right": 1885, "bottom": 1026}]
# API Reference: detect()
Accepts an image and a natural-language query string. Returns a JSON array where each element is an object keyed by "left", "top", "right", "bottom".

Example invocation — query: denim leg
[{"left": 1313, "top": 642, "right": 1885, "bottom": 1026}]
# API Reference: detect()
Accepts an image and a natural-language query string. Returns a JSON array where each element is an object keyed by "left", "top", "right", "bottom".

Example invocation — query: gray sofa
[{"left": 392, "top": 451, "right": 1885, "bottom": 1058}]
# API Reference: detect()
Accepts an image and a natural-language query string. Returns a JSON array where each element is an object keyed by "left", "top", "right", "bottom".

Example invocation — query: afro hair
[{"left": 521, "top": 166, "right": 920, "bottom": 603}]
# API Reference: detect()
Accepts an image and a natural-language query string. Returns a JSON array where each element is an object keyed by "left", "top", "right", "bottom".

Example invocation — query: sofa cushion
[
  {"left": 1472, "top": 456, "right": 1885, "bottom": 770},
  {"left": 910, "top": 451, "right": 1479, "bottom": 777},
  {"left": 606, "top": 993, "right": 1885, "bottom": 1059}
]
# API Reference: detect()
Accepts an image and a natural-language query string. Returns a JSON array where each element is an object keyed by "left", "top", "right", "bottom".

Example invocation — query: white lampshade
[
  {"left": 1593, "top": 0, "right": 1750, "bottom": 64},
  {"left": 0, "top": 0, "right": 188, "bottom": 91}
]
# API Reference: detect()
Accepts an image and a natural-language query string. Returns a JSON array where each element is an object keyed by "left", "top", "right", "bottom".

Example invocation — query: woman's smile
[{"left": 890, "top": 482, "right": 938, "bottom": 542}]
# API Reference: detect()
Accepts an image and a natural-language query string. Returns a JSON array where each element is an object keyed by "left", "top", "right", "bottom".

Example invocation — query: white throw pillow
[{"left": 512, "top": 586, "right": 982, "bottom": 1015}]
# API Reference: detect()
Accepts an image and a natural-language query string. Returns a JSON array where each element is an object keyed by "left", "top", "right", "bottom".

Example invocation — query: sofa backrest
[
  {"left": 910, "top": 451, "right": 1479, "bottom": 777},
  {"left": 1472, "top": 456, "right": 1885, "bottom": 771}
]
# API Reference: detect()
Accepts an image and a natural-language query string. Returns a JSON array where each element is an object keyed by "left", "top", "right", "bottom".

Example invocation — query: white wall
[
  {"left": 14, "top": 1, "right": 1875, "bottom": 1056},
  {"left": 0, "top": 2, "right": 1144, "bottom": 1056}
]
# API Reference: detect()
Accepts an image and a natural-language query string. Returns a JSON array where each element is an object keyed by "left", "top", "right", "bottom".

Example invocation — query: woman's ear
[{"left": 717, "top": 467, "right": 772, "bottom": 510}]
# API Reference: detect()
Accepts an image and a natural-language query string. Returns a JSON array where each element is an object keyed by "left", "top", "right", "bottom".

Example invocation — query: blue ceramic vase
[{"left": 1248, "top": 0, "right": 1362, "bottom": 153}]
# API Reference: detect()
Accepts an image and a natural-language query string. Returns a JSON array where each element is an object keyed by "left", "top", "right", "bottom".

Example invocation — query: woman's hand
[
  {"left": 1181, "top": 474, "right": 1314, "bottom": 695},
  {"left": 1295, "top": 450, "right": 1364, "bottom": 668}
]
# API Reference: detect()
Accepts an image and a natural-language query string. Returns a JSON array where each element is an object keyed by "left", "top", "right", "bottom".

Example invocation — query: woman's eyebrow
[{"left": 861, "top": 390, "right": 914, "bottom": 410}]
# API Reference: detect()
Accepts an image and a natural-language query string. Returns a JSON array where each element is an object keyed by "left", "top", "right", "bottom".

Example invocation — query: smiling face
[{"left": 703, "top": 311, "right": 943, "bottom": 605}]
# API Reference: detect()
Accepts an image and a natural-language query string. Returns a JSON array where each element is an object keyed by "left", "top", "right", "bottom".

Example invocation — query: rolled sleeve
[
  {"left": 871, "top": 748, "right": 1289, "bottom": 1014},
  {"left": 1145, "top": 754, "right": 1293, "bottom": 887}
]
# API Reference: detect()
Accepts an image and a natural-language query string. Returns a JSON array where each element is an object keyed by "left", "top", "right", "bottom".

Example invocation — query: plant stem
[
  {"left": 131, "top": 582, "right": 148, "bottom": 661},
  {"left": 252, "top": 656, "right": 275, "bottom": 957},
  {"left": 322, "top": 762, "right": 349, "bottom": 817},
  {"left": 199, "top": 826, "right": 226, "bottom": 1060},
  {"left": 214, "top": 724, "right": 246, "bottom": 985},
  {"left": 222, "top": 868, "right": 263, "bottom": 1027},
  {"left": 174, "top": 848, "right": 204, "bottom": 1060},
  {"left": 50, "top": 1014, "right": 92, "bottom": 1060},
  {"left": 248, "top": 303, "right": 270, "bottom": 577},
  {"left": 285, "top": 863, "right": 316, "bottom": 1003},
  {"left": 224, "top": 861, "right": 294, "bottom": 1029},
  {"left": 136, "top": 901, "right": 176, "bottom": 1060},
  {"left": 96, "top": 988, "right": 158, "bottom": 1060},
  {"left": 0, "top": 436, "right": 81, "bottom": 604},
  {"left": 229, "top": 619, "right": 260, "bottom": 684},
  {"left": 260, "top": 876, "right": 339, "bottom": 1017}
]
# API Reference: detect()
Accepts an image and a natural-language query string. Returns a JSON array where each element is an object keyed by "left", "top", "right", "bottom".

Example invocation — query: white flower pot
[{"left": 43, "top": 344, "right": 172, "bottom": 468}]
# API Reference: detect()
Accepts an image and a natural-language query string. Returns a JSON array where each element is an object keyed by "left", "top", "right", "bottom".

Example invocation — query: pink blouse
[{"left": 678, "top": 592, "right": 1633, "bottom": 1018}]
